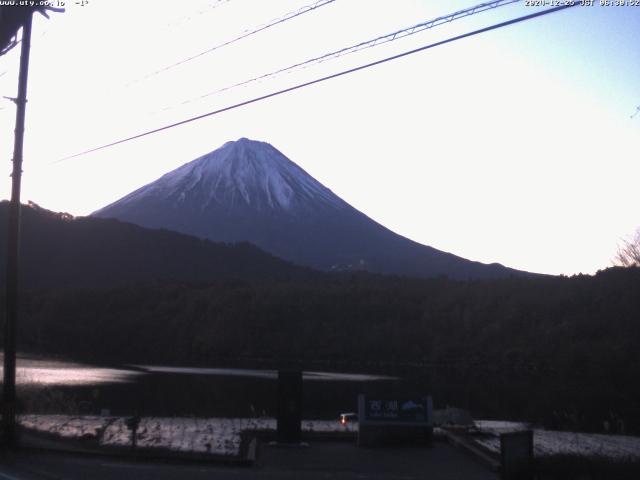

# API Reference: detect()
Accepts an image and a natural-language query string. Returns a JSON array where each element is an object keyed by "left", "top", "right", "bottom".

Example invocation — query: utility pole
[{"left": 2, "top": 10, "right": 33, "bottom": 448}]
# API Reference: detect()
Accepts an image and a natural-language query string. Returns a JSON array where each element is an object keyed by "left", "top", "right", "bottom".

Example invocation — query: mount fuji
[{"left": 93, "top": 138, "right": 526, "bottom": 279}]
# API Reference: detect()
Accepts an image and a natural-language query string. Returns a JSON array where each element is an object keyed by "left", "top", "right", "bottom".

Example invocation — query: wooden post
[{"left": 2, "top": 10, "right": 33, "bottom": 448}]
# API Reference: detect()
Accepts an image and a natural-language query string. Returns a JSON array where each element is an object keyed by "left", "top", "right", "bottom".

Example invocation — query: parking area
[
  {"left": 0, "top": 440, "right": 497, "bottom": 480},
  {"left": 259, "top": 440, "right": 498, "bottom": 480}
]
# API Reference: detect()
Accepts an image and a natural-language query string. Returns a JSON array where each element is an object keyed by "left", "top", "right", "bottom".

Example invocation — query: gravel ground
[
  {"left": 18, "top": 415, "right": 356, "bottom": 457},
  {"left": 473, "top": 420, "right": 640, "bottom": 460}
]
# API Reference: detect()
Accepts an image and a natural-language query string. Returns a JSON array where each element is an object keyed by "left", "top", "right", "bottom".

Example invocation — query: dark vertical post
[
  {"left": 3, "top": 10, "right": 33, "bottom": 448},
  {"left": 276, "top": 370, "right": 302, "bottom": 444},
  {"left": 500, "top": 430, "right": 534, "bottom": 480}
]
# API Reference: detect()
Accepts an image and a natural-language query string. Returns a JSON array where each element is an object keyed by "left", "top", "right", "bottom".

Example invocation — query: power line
[
  {"left": 140, "top": 0, "right": 337, "bottom": 82},
  {"left": 167, "top": 0, "right": 520, "bottom": 110},
  {"left": 166, "top": 0, "right": 232, "bottom": 28},
  {"left": 55, "top": 4, "right": 578, "bottom": 164}
]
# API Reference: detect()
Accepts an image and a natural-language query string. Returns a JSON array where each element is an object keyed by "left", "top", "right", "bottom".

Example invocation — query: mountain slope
[
  {"left": 94, "top": 138, "right": 528, "bottom": 280},
  {"left": 0, "top": 202, "right": 314, "bottom": 290}
]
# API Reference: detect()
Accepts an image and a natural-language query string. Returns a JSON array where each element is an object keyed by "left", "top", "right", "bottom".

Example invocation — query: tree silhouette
[{"left": 615, "top": 228, "right": 640, "bottom": 267}]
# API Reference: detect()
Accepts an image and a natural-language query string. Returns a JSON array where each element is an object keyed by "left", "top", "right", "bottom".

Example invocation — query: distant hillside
[{"left": 0, "top": 202, "right": 315, "bottom": 289}]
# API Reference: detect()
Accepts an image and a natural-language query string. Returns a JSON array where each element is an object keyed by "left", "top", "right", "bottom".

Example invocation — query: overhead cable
[
  {"left": 175, "top": 0, "right": 521, "bottom": 108},
  {"left": 142, "top": 0, "right": 337, "bottom": 81},
  {"left": 55, "top": 4, "right": 578, "bottom": 163}
]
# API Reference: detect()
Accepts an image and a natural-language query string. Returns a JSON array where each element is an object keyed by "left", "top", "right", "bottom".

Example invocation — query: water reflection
[
  {"left": 15, "top": 367, "right": 142, "bottom": 385},
  {"left": 134, "top": 365, "right": 396, "bottom": 382},
  {"left": 8, "top": 358, "right": 398, "bottom": 417},
  {"left": 2, "top": 358, "right": 143, "bottom": 386},
  {"left": 4, "top": 357, "right": 394, "bottom": 387}
]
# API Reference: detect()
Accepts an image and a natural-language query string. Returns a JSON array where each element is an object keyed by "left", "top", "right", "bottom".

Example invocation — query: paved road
[{"left": 0, "top": 441, "right": 498, "bottom": 480}]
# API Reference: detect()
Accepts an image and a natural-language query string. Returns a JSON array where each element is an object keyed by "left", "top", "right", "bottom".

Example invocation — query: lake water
[
  {"left": 5, "top": 356, "right": 592, "bottom": 431},
  {"left": 10, "top": 358, "right": 394, "bottom": 386},
  {"left": 132, "top": 365, "right": 396, "bottom": 382},
  {"left": 6, "top": 356, "right": 538, "bottom": 425},
  {"left": 7, "top": 356, "right": 400, "bottom": 419}
]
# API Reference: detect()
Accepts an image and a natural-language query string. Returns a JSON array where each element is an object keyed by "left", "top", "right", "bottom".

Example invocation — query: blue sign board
[{"left": 359, "top": 395, "right": 433, "bottom": 425}]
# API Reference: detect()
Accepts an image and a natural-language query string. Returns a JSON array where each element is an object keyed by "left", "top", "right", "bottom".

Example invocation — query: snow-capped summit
[
  {"left": 94, "top": 138, "right": 527, "bottom": 279},
  {"left": 114, "top": 138, "right": 345, "bottom": 213}
]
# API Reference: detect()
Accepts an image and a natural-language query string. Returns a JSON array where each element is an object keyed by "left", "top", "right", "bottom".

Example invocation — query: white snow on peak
[{"left": 140, "top": 138, "right": 346, "bottom": 212}]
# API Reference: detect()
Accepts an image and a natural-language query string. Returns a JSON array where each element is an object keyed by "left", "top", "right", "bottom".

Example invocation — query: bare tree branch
[{"left": 614, "top": 228, "right": 640, "bottom": 267}]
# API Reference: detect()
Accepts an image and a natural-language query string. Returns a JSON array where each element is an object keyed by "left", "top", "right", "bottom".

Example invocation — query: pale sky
[{"left": 0, "top": 0, "right": 638, "bottom": 276}]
